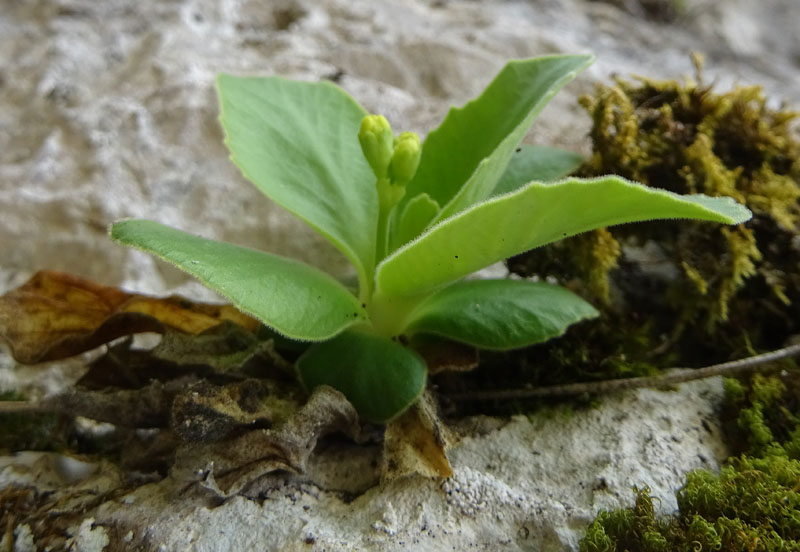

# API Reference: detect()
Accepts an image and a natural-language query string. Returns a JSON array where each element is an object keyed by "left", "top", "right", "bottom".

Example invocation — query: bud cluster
[{"left": 358, "top": 115, "right": 421, "bottom": 188}]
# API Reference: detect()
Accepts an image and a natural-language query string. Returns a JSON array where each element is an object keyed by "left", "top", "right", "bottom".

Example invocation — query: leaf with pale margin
[
  {"left": 377, "top": 176, "right": 752, "bottom": 297},
  {"left": 396, "top": 55, "right": 594, "bottom": 243},
  {"left": 296, "top": 331, "right": 427, "bottom": 422},
  {"left": 392, "top": 193, "right": 440, "bottom": 250},
  {"left": 111, "top": 220, "right": 366, "bottom": 341},
  {"left": 492, "top": 144, "right": 584, "bottom": 197},
  {"left": 405, "top": 279, "right": 598, "bottom": 350},
  {"left": 217, "top": 75, "right": 377, "bottom": 289}
]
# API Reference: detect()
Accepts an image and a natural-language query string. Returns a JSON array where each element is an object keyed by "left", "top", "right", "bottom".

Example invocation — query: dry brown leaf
[
  {"left": 382, "top": 391, "right": 453, "bottom": 480},
  {"left": 171, "top": 379, "right": 300, "bottom": 443},
  {"left": 76, "top": 324, "right": 290, "bottom": 390},
  {"left": 175, "top": 385, "right": 361, "bottom": 497},
  {"left": 414, "top": 337, "right": 479, "bottom": 375},
  {"left": 0, "top": 270, "right": 258, "bottom": 364},
  {"left": 76, "top": 338, "right": 208, "bottom": 390}
]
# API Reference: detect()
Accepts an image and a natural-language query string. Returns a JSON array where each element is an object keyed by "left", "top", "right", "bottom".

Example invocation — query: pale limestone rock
[{"left": 2, "top": 0, "right": 799, "bottom": 550}]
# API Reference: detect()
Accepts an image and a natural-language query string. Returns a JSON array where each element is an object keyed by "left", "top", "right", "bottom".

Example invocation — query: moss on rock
[
  {"left": 580, "top": 369, "right": 800, "bottom": 551},
  {"left": 509, "top": 60, "right": 800, "bottom": 369},
  {"left": 723, "top": 371, "right": 800, "bottom": 459},
  {"left": 581, "top": 457, "right": 800, "bottom": 552}
]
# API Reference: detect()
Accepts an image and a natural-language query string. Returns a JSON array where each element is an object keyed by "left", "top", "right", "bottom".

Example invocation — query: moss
[
  {"left": 434, "top": 314, "right": 662, "bottom": 416},
  {"left": 580, "top": 487, "right": 675, "bottom": 552},
  {"left": 679, "top": 456, "right": 800, "bottom": 547},
  {"left": 509, "top": 62, "right": 800, "bottom": 366},
  {"left": 509, "top": 228, "right": 622, "bottom": 304},
  {"left": 581, "top": 457, "right": 800, "bottom": 551},
  {"left": 722, "top": 372, "right": 800, "bottom": 459},
  {"left": 581, "top": 370, "right": 800, "bottom": 551}
]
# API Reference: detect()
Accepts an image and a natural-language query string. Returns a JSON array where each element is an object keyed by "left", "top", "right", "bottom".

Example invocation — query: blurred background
[{"left": 2, "top": 0, "right": 798, "bottom": 297}]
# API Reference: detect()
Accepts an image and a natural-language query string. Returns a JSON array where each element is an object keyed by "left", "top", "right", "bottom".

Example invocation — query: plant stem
[
  {"left": 376, "top": 202, "right": 391, "bottom": 263},
  {"left": 375, "top": 177, "right": 404, "bottom": 263},
  {"left": 445, "top": 343, "right": 800, "bottom": 402},
  {"left": 367, "top": 289, "right": 425, "bottom": 339}
]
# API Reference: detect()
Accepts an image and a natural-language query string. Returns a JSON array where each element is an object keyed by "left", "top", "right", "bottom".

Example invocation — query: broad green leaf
[
  {"left": 399, "top": 54, "right": 594, "bottom": 232},
  {"left": 377, "top": 176, "right": 752, "bottom": 297},
  {"left": 404, "top": 279, "right": 598, "bottom": 350},
  {"left": 217, "top": 75, "right": 377, "bottom": 290},
  {"left": 111, "top": 220, "right": 366, "bottom": 341},
  {"left": 392, "top": 193, "right": 440, "bottom": 249},
  {"left": 394, "top": 142, "right": 584, "bottom": 248},
  {"left": 296, "top": 330, "right": 427, "bottom": 422},
  {"left": 491, "top": 145, "right": 584, "bottom": 197}
]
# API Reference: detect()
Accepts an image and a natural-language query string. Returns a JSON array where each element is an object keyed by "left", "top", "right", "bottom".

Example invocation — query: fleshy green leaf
[
  {"left": 392, "top": 193, "right": 440, "bottom": 249},
  {"left": 217, "top": 74, "right": 377, "bottom": 290},
  {"left": 492, "top": 144, "right": 584, "bottom": 197},
  {"left": 398, "top": 54, "right": 594, "bottom": 234},
  {"left": 296, "top": 331, "right": 427, "bottom": 422},
  {"left": 111, "top": 220, "right": 366, "bottom": 341},
  {"left": 404, "top": 279, "right": 598, "bottom": 350},
  {"left": 377, "top": 176, "right": 752, "bottom": 297}
]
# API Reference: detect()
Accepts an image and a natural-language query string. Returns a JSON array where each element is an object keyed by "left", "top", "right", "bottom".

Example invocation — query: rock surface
[{"left": 1, "top": 0, "right": 799, "bottom": 550}]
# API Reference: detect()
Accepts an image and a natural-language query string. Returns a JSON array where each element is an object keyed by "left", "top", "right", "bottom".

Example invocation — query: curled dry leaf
[
  {"left": 77, "top": 324, "right": 290, "bottom": 390},
  {"left": 171, "top": 379, "right": 301, "bottom": 443},
  {"left": 76, "top": 338, "right": 207, "bottom": 391},
  {"left": 0, "top": 270, "right": 259, "bottom": 364},
  {"left": 152, "top": 323, "right": 292, "bottom": 375},
  {"left": 175, "top": 385, "right": 361, "bottom": 497},
  {"left": 382, "top": 391, "right": 453, "bottom": 480}
]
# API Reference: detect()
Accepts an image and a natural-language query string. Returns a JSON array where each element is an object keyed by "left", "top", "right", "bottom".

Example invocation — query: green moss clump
[
  {"left": 679, "top": 456, "right": 800, "bottom": 543},
  {"left": 723, "top": 372, "right": 800, "bottom": 459},
  {"left": 581, "top": 486, "right": 672, "bottom": 552},
  {"left": 581, "top": 457, "right": 800, "bottom": 551},
  {"left": 580, "top": 371, "right": 800, "bottom": 551},
  {"left": 509, "top": 60, "right": 800, "bottom": 366},
  {"left": 508, "top": 228, "right": 622, "bottom": 304}
]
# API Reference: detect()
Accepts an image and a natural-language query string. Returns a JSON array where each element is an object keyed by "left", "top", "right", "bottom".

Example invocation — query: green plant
[{"left": 111, "top": 55, "right": 750, "bottom": 422}]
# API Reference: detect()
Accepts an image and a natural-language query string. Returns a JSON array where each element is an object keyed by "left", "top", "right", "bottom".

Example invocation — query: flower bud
[
  {"left": 388, "top": 132, "right": 421, "bottom": 186},
  {"left": 358, "top": 114, "right": 394, "bottom": 179}
]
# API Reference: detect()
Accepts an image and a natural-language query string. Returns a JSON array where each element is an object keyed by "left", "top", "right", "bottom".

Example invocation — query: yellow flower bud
[
  {"left": 388, "top": 132, "right": 421, "bottom": 186},
  {"left": 358, "top": 114, "right": 394, "bottom": 179}
]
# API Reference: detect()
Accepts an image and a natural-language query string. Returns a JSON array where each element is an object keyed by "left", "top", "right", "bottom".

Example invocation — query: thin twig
[
  {"left": 3, "top": 345, "right": 800, "bottom": 412},
  {"left": 446, "top": 343, "right": 800, "bottom": 402},
  {"left": 0, "top": 377, "right": 191, "bottom": 424},
  {"left": 0, "top": 401, "right": 54, "bottom": 414}
]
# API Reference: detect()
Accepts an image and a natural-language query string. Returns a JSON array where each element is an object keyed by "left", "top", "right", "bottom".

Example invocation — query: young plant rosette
[{"left": 111, "top": 55, "right": 751, "bottom": 422}]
